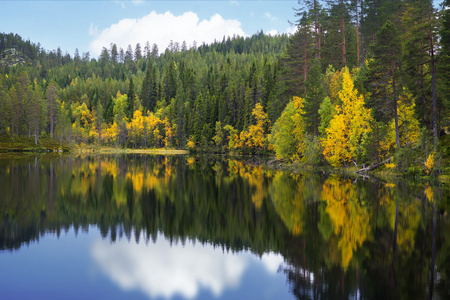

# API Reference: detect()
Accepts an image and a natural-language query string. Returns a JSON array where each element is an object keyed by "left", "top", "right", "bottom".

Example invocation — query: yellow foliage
[
  {"left": 425, "top": 184, "right": 434, "bottom": 202},
  {"left": 187, "top": 138, "right": 195, "bottom": 149},
  {"left": 236, "top": 103, "right": 270, "bottom": 152},
  {"left": 322, "top": 67, "right": 372, "bottom": 167},
  {"left": 321, "top": 176, "right": 371, "bottom": 270},
  {"left": 380, "top": 89, "right": 421, "bottom": 156},
  {"left": 425, "top": 152, "right": 435, "bottom": 174},
  {"left": 163, "top": 118, "right": 174, "bottom": 147},
  {"left": 385, "top": 162, "right": 396, "bottom": 169}
]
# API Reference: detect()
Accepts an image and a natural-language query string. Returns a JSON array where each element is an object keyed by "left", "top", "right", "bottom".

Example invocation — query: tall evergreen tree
[
  {"left": 126, "top": 78, "right": 136, "bottom": 120},
  {"left": 439, "top": 0, "right": 450, "bottom": 123},
  {"left": 46, "top": 80, "right": 59, "bottom": 138},
  {"left": 402, "top": 0, "right": 439, "bottom": 148},
  {"left": 96, "top": 98, "right": 104, "bottom": 144},
  {"left": 280, "top": 12, "right": 315, "bottom": 99},
  {"left": 366, "top": 20, "right": 401, "bottom": 148},
  {"left": 303, "top": 58, "right": 325, "bottom": 135}
]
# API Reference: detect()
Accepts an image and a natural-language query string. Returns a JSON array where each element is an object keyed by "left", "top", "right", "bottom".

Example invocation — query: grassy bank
[
  {"left": 73, "top": 146, "right": 188, "bottom": 155},
  {"left": 0, "top": 134, "right": 69, "bottom": 152}
]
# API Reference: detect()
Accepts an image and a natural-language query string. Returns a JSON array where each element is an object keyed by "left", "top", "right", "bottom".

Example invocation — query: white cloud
[
  {"left": 286, "top": 25, "right": 298, "bottom": 36},
  {"left": 266, "top": 29, "right": 280, "bottom": 37},
  {"left": 91, "top": 234, "right": 249, "bottom": 299},
  {"left": 230, "top": 0, "right": 239, "bottom": 6},
  {"left": 88, "top": 23, "right": 98, "bottom": 37},
  {"left": 260, "top": 252, "right": 284, "bottom": 274},
  {"left": 89, "top": 11, "right": 247, "bottom": 57},
  {"left": 264, "top": 12, "right": 279, "bottom": 22}
]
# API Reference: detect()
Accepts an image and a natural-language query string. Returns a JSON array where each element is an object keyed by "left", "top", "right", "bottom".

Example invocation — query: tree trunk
[
  {"left": 319, "top": 22, "right": 321, "bottom": 59},
  {"left": 50, "top": 96, "right": 54, "bottom": 139},
  {"left": 355, "top": 157, "right": 392, "bottom": 173},
  {"left": 430, "top": 202, "right": 436, "bottom": 300},
  {"left": 304, "top": 49, "right": 308, "bottom": 83},
  {"left": 341, "top": 0, "right": 346, "bottom": 66},
  {"left": 356, "top": 0, "right": 360, "bottom": 67},
  {"left": 429, "top": 12, "right": 438, "bottom": 150},
  {"left": 393, "top": 72, "right": 400, "bottom": 149}
]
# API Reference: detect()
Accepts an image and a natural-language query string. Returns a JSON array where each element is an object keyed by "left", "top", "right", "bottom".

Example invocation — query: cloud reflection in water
[{"left": 91, "top": 234, "right": 284, "bottom": 299}]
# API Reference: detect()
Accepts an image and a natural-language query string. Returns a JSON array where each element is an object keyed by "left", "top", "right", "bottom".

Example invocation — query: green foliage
[
  {"left": 0, "top": 0, "right": 449, "bottom": 173},
  {"left": 126, "top": 78, "right": 136, "bottom": 119},
  {"left": 318, "top": 96, "right": 335, "bottom": 138},
  {"left": 302, "top": 134, "right": 323, "bottom": 165},
  {"left": 303, "top": 58, "right": 324, "bottom": 135},
  {"left": 269, "top": 96, "right": 305, "bottom": 161},
  {"left": 366, "top": 20, "right": 401, "bottom": 124}
]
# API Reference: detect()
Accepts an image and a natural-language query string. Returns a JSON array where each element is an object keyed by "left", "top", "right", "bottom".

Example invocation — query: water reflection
[
  {"left": 0, "top": 154, "right": 449, "bottom": 299},
  {"left": 92, "top": 233, "right": 246, "bottom": 299},
  {"left": 91, "top": 231, "right": 285, "bottom": 299}
]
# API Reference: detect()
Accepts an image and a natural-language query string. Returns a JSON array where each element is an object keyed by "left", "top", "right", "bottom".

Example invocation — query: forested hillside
[{"left": 0, "top": 0, "right": 449, "bottom": 174}]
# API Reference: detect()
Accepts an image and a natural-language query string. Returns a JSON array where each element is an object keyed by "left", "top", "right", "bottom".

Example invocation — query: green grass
[
  {"left": 0, "top": 134, "right": 70, "bottom": 152},
  {"left": 73, "top": 146, "right": 188, "bottom": 155}
]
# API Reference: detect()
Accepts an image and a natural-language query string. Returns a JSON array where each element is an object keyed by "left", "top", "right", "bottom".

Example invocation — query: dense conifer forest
[{"left": 0, "top": 0, "right": 449, "bottom": 174}]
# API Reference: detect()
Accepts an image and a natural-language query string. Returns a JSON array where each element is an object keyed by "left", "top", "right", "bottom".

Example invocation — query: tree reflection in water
[{"left": 0, "top": 154, "right": 448, "bottom": 299}]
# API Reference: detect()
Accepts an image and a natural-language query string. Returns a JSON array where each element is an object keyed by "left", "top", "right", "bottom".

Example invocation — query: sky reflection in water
[
  {"left": 0, "top": 155, "right": 448, "bottom": 299},
  {"left": 91, "top": 232, "right": 284, "bottom": 299},
  {"left": 0, "top": 226, "right": 290, "bottom": 300}
]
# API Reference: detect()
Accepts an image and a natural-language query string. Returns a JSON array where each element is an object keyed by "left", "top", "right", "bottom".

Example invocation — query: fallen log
[{"left": 355, "top": 157, "right": 392, "bottom": 173}]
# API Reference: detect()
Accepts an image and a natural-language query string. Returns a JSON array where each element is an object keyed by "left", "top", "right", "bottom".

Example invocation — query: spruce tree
[
  {"left": 439, "top": 0, "right": 450, "bottom": 123},
  {"left": 126, "top": 78, "right": 135, "bottom": 120},
  {"left": 303, "top": 58, "right": 324, "bottom": 135},
  {"left": 366, "top": 20, "right": 401, "bottom": 148}
]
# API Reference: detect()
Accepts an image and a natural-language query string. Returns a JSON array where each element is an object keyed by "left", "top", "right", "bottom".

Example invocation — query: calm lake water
[{"left": 0, "top": 154, "right": 449, "bottom": 299}]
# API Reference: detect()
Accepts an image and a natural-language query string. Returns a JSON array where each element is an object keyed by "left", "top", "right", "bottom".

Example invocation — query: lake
[{"left": 0, "top": 154, "right": 448, "bottom": 299}]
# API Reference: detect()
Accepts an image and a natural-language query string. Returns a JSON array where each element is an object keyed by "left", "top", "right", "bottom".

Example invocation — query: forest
[{"left": 0, "top": 0, "right": 449, "bottom": 174}]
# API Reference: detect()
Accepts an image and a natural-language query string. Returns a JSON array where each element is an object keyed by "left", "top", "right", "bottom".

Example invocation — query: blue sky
[
  {"left": 0, "top": 0, "right": 297, "bottom": 58},
  {"left": 1, "top": 0, "right": 444, "bottom": 59}
]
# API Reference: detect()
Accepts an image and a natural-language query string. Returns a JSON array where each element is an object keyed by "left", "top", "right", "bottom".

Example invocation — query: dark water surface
[{"left": 0, "top": 154, "right": 449, "bottom": 299}]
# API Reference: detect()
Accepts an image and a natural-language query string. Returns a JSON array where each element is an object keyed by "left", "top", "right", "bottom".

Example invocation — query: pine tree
[
  {"left": 294, "top": 0, "right": 324, "bottom": 58},
  {"left": 0, "top": 75, "right": 8, "bottom": 134},
  {"left": 126, "top": 78, "right": 135, "bottom": 120},
  {"left": 96, "top": 98, "right": 104, "bottom": 145},
  {"left": 366, "top": 20, "right": 401, "bottom": 148},
  {"left": 402, "top": 0, "right": 439, "bottom": 148},
  {"left": 104, "top": 95, "right": 114, "bottom": 124},
  {"left": 30, "top": 82, "right": 44, "bottom": 144},
  {"left": 134, "top": 43, "right": 142, "bottom": 61},
  {"left": 303, "top": 58, "right": 325, "bottom": 135},
  {"left": 439, "top": 0, "right": 450, "bottom": 123},
  {"left": 279, "top": 12, "right": 315, "bottom": 99},
  {"left": 46, "top": 80, "right": 59, "bottom": 139}
]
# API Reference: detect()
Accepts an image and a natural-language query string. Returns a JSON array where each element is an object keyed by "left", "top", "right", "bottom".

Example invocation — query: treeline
[
  {"left": 0, "top": 31, "right": 289, "bottom": 150},
  {"left": 1, "top": 0, "right": 449, "bottom": 172}
]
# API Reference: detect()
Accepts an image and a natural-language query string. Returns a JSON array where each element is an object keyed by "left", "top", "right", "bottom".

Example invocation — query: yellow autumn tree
[
  {"left": 128, "top": 110, "right": 144, "bottom": 148},
  {"left": 104, "top": 122, "right": 118, "bottom": 145},
  {"left": 238, "top": 103, "right": 270, "bottom": 153},
  {"left": 322, "top": 67, "right": 372, "bottom": 167},
  {"left": 163, "top": 117, "right": 175, "bottom": 147},
  {"left": 223, "top": 125, "right": 238, "bottom": 152}
]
